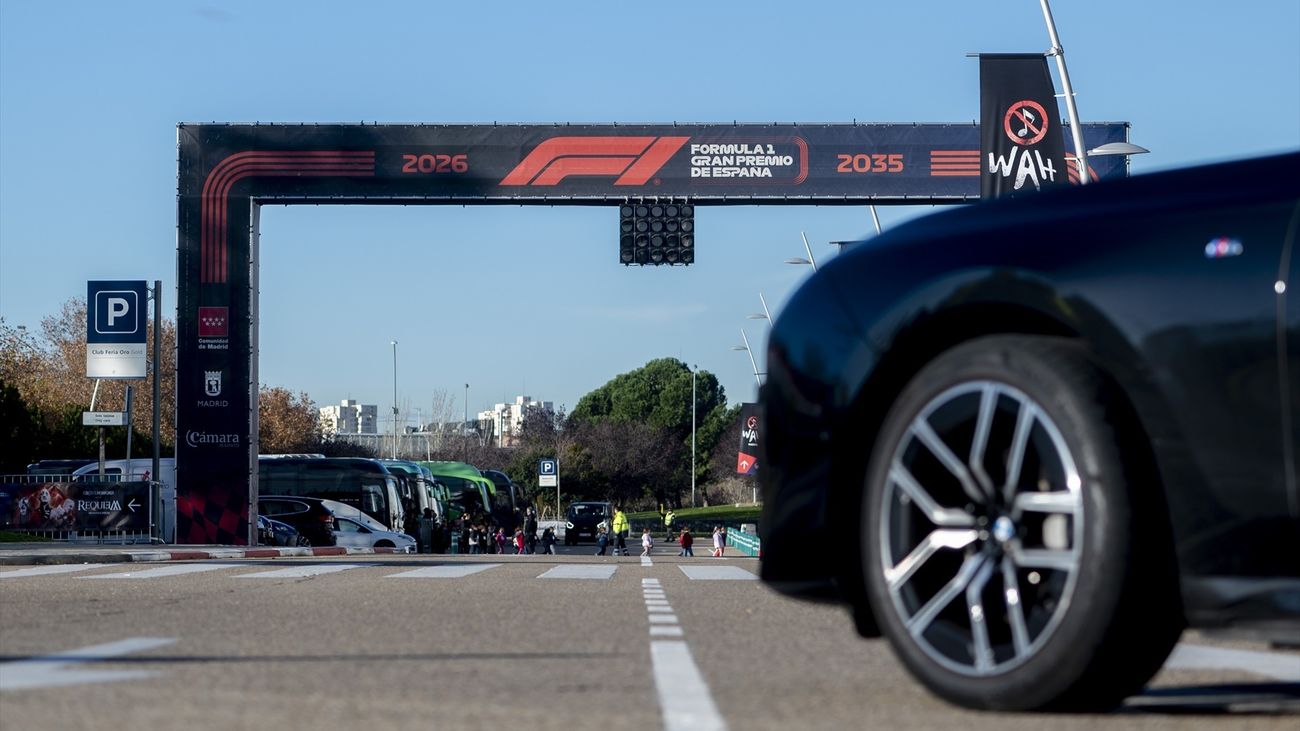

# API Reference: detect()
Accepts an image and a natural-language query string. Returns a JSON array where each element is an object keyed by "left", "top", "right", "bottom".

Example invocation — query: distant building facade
[
  {"left": 319, "top": 399, "right": 378, "bottom": 436},
  {"left": 478, "top": 395, "right": 553, "bottom": 447}
]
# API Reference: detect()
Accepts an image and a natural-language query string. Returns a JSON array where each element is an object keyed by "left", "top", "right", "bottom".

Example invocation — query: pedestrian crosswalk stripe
[
  {"left": 234, "top": 564, "right": 372, "bottom": 578},
  {"left": 387, "top": 564, "right": 502, "bottom": 579},
  {"left": 648, "top": 614, "right": 678, "bottom": 624},
  {"left": 0, "top": 564, "right": 109, "bottom": 579},
  {"left": 647, "top": 605, "right": 675, "bottom": 613},
  {"left": 79, "top": 563, "right": 241, "bottom": 579},
  {"left": 679, "top": 565, "right": 757, "bottom": 581},
  {"left": 538, "top": 564, "right": 616, "bottom": 580},
  {"left": 649, "top": 626, "right": 684, "bottom": 637}
]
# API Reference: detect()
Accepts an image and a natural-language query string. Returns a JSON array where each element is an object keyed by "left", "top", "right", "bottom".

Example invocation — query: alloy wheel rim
[{"left": 878, "top": 381, "right": 1084, "bottom": 676}]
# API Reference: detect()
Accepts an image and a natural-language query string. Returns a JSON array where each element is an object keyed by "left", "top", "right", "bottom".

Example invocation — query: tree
[
  {"left": 569, "top": 358, "right": 733, "bottom": 506},
  {"left": 258, "top": 386, "right": 321, "bottom": 453},
  {"left": 2, "top": 304, "right": 177, "bottom": 461}
]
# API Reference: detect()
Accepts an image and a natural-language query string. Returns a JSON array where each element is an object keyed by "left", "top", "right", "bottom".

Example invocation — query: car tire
[
  {"left": 296, "top": 536, "right": 311, "bottom": 547},
  {"left": 861, "top": 335, "right": 1181, "bottom": 711}
]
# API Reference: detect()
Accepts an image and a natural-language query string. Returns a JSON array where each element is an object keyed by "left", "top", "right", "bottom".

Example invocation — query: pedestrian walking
[
  {"left": 641, "top": 527, "right": 654, "bottom": 557},
  {"left": 712, "top": 526, "right": 725, "bottom": 557},
  {"left": 524, "top": 508, "right": 539, "bottom": 554},
  {"left": 467, "top": 525, "right": 480, "bottom": 554},
  {"left": 495, "top": 527, "right": 508, "bottom": 554},
  {"left": 419, "top": 508, "right": 434, "bottom": 554},
  {"left": 612, "top": 505, "right": 630, "bottom": 556},
  {"left": 514, "top": 528, "right": 526, "bottom": 554},
  {"left": 595, "top": 525, "right": 609, "bottom": 556},
  {"left": 678, "top": 527, "right": 694, "bottom": 557},
  {"left": 664, "top": 509, "right": 676, "bottom": 540},
  {"left": 541, "top": 527, "right": 557, "bottom": 555}
]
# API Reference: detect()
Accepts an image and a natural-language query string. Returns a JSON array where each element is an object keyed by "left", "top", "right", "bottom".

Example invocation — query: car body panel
[{"left": 760, "top": 152, "right": 1300, "bottom": 624}]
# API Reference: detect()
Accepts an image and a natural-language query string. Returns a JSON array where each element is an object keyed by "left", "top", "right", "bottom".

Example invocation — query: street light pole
[
  {"left": 1039, "top": 0, "right": 1090, "bottom": 184},
  {"left": 691, "top": 364, "right": 697, "bottom": 508},
  {"left": 463, "top": 383, "right": 469, "bottom": 457},
  {"left": 391, "top": 340, "right": 398, "bottom": 459}
]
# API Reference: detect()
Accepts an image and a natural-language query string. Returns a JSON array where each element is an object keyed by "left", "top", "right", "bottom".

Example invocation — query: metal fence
[{"left": 0, "top": 474, "right": 161, "bottom": 545}]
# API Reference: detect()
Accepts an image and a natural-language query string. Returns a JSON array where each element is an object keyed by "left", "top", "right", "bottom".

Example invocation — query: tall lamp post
[
  {"left": 731, "top": 329, "right": 764, "bottom": 389},
  {"left": 783, "top": 231, "right": 819, "bottom": 272},
  {"left": 691, "top": 364, "right": 697, "bottom": 508},
  {"left": 390, "top": 340, "right": 398, "bottom": 459},
  {"left": 463, "top": 383, "right": 469, "bottom": 457}
]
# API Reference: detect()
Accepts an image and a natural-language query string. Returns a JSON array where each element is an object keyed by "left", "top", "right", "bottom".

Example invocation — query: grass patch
[
  {"left": 0, "top": 530, "right": 48, "bottom": 543},
  {"left": 628, "top": 504, "right": 761, "bottom": 524}
]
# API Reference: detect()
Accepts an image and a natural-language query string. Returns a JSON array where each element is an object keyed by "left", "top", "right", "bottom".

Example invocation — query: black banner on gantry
[{"left": 980, "top": 54, "right": 1072, "bottom": 199}]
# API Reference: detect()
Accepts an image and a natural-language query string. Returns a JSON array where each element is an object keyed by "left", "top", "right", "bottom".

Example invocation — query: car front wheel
[{"left": 862, "top": 335, "right": 1181, "bottom": 711}]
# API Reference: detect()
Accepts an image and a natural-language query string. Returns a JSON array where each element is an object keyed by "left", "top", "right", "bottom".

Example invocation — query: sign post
[{"left": 539, "top": 459, "right": 559, "bottom": 534}]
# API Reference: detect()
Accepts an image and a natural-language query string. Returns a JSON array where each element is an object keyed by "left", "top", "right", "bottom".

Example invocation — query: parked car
[
  {"left": 256, "top": 496, "right": 338, "bottom": 547},
  {"left": 257, "top": 515, "right": 305, "bottom": 547},
  {"left": 758, "top": 152, "right": 1300, "bottom": 712},
  {"left": 333, "top": 515, "right": 416, "bottom": 553},
  {"left": 564, "top": 501, "right": 612, "bottom": 545}
]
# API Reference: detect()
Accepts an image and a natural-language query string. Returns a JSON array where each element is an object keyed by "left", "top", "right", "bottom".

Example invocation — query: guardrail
[{"left": 726, "top": 528, "right": 761, "bottom": 557}]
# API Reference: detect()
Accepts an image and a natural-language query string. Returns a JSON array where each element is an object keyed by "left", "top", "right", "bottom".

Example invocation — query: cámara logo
[
  {"left": 186, "top": 430, "right": 239, "bottom": 448},
  {"left": 500, "top": 136, "right": 689, "bottom": 186}
]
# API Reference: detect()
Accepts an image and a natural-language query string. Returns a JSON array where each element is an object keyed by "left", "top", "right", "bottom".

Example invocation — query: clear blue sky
[{"left": 2, "top": 1, "right": 1297, "bottom": 426}]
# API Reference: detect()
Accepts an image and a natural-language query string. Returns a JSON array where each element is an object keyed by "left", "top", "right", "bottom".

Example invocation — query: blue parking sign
[
  {"left": 539, "top": 459, "right": 556, "bottom": 475},
  {"left": 87, "top": 280, "right": 148, "bottom": 378}
]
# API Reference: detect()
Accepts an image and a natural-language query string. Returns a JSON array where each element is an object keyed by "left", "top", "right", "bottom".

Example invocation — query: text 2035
[{"left": 836, "top": 153, "right": 904, "bottom": 174}]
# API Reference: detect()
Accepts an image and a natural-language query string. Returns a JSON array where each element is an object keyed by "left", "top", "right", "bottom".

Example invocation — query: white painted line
[
  {"left": 642, "top": 578, "right": 661, "bottom": 585},
  {"left": 0, "top": 564, "right": 108, "bottom": 579},
  {"left": 538, "top": 564, "right": 617, "bottom": 580},
  {"left": 0, "top": 637, "right": 176, "bottom": 692},
  {"left": 234, "top": 563, "right": 372, "bottom": 578},
  {"left": 205, "top": 549, "right": 247, "bottom": 559},
  {"left": 1165, "top": 643, "right": 1300, "bottom": 682},
  {"left": 387, "top": 563, "right": 502, "bottom": 579},
  {"left": 645, "top": 599, "right": 671, "bottom": 606},
  {"left": 650, "top": 626, "right": 684, "bottom": 637},
  {"left": 647, "top": 605, "right": 675, "bottom": 613},
  {"left": 648, "top": 614, "right": 679, "bottom": 624},
  {"left": 679, "top": 566, "right": 757, "bottom": 581},
  {"left": 79, "top": 563, "right": 239, "bottom": 580},
  {"left": 651, "top": 640, "right": 727, "bottom": 731},
  {"left": 644, "top": 591, "right": 667, "bottom": 597}
]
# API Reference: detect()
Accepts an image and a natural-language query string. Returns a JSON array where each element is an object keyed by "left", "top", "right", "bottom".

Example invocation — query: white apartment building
[
  {"left": 319, "top": 399, "right": 378, "bottom": 435},
  {"left": 478, "top": 395, "right": 553, "bottom": 447}
]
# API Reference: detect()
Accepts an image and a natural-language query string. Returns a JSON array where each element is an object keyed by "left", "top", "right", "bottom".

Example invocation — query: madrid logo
[{"left": 204, "top": 370, "right": 222, "bottom": 397}]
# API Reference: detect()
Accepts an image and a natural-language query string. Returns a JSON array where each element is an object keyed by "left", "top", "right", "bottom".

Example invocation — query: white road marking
[
  {"left": 646, "top": 599, "right": 671, "bottom": 606},
  {"left": 650, "top": 626, "right": 684, "bottom": 637},
  {"left": 648, "top": 614, "right": 679, "bottom": 624},
  {"left": 537, "top": 564, "right": 617, "bottom": 580},
  {"left": 79, "top": 563, "right": 239, "bottom": 579},
  {"left": 387, "top": 563, "right": 502, "bottom": 579},
  {"left": 651, "top": 640, "right": 727, "bottom": 731},
  {"left": 235, "top": 563, "right": 372, "bottom": 578},
  {"left": 647, "top": 605, "right": 675, "bottom": 613},
  {"left": 0, "top": 637, "right": 176, "bottom": 692},
  {"left": 679, "top": 566, "right": 757, "bottom": 581},
  {"left": 644, "top": 591, "right": 667, "bottom": 597},
  {"left": 642, "top": 556, "right": 653, "bottom": 567},
  {"left": 0, "top": 564, "right": 108, "bottom": 579},
  {"left": 642, "top": 578, "right": 661, "bottom": 585},
  {"left": 1165, "top": 643, "right": 1300, "bottom": 682}
]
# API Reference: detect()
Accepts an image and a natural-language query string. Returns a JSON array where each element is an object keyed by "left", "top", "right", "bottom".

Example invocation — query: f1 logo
[
  {"left": 94, "top": 291, "right": 138, "bottom": 335},
  {"left": 501, "top": 137, "right": 689, "bottom": 187}
]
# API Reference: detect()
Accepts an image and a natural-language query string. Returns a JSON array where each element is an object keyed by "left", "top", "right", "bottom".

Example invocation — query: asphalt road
[{"left": 0, "top": 547, "right": 1296, "bottom": 731}]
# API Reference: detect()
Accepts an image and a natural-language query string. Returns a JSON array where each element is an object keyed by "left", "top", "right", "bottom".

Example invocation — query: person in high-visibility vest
[
  {"left": 612, "top": 505, "right": 630, "bottom": 556},
  {"left": 664, "top": 509, "right": 676, "bottom": 540}
]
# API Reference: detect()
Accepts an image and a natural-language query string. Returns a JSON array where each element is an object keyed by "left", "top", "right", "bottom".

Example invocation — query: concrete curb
[{"left": 0, "top": 545, "right": 404, "bottom": 566}]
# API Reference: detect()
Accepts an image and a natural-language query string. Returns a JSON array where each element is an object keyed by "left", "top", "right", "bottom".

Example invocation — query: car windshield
[{"left": 568, "top": 504, "right": 606, "bottom": 517}]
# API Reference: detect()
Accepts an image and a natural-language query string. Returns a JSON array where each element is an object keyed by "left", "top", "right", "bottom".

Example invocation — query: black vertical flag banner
[
  {"left": 980, "top": 54, "right": 1070, "bottom": 199},
  {"left": 737, "top": 403, "right": 760, "bottom": 476}
]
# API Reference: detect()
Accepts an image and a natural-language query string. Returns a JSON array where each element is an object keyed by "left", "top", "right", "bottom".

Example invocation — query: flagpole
[{"left": 1039, "top": 0, "right": 1090, "bottom": 184}]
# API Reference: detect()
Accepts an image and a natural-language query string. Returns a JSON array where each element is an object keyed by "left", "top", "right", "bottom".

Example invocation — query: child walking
[
  {"left": 712, "top": 526, "right": 725, "bottom": 557},
  {"left": 640, "top": 527, "right": 654, "bottom": 557},
  {"left": 678, "top": 527, "right": 694, "bottom": 557}
]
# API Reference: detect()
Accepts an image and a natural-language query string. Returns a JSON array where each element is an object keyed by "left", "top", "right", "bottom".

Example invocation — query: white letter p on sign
[{"left": 107, "top": 297, "right": 130, "bottom": 326}]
